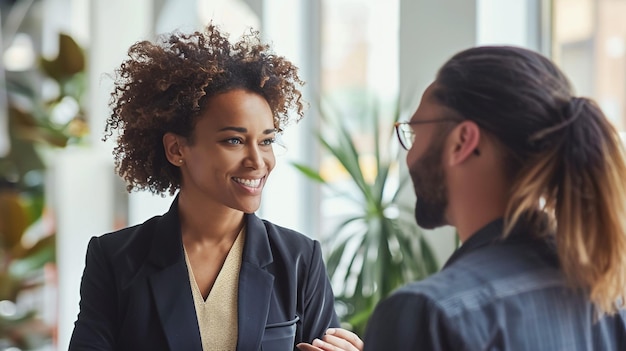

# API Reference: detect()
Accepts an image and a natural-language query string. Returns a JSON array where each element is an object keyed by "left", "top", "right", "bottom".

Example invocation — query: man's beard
[{"left": 410, "top": 138, "right": 448, "bottom": 229}]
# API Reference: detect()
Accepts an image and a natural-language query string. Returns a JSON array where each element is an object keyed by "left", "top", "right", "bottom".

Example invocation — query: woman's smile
[
  {"left": 233, "top": 177, "right": 263, "bottom": 188},
  {"left": 232, "top": 176, "right": 265, "bottom": 193}
]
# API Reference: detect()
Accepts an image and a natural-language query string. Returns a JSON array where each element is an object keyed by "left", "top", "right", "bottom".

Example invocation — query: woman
[{"left": 69, "top": 23, "right": 361, "bottom": 351}]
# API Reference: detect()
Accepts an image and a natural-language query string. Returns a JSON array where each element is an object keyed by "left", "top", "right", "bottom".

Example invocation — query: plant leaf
[
  {"left": 290, "top": 162, "right": 326, "bottom": 184},
  {"left": 39, "top": 33, "right": 85, "bottom": 81},
  {"left": 290, "top": 93, "right": 440, "bottom": 336}
]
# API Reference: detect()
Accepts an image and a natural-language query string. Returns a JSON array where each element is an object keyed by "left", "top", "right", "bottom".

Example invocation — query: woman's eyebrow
[
  {"left": 218, "top": 127, "right": 276, "bottom": 134},
  {"left": 218, "top": 126, "right": 247, "bottom": 133}
]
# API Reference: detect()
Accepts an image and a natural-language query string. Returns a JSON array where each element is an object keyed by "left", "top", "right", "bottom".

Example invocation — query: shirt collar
[
  {"left": 442, "top": 214, "right": 556, "bottom": 269},
  {"left": 443, "top": 218, "right": 506, "bottom": 269}
]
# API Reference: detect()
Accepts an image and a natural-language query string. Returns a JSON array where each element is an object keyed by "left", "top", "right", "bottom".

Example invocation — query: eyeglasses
[{"left": 394, "top": 118, "right": 461, "bottom": 150}]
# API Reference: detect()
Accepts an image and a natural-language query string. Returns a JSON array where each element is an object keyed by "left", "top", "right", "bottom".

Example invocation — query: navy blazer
[{"left": 69, "top": 199, "right": 339, "bottom": 350}]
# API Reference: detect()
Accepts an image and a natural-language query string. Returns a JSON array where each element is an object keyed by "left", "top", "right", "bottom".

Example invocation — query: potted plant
[{"left": 292, "top": 98, "right": 439, "bottom": 336}]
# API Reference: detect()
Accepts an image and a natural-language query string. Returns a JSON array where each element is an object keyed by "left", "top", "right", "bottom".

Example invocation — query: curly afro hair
[{"left": 104, "top": 23, "right": 305, "bottom": 195}]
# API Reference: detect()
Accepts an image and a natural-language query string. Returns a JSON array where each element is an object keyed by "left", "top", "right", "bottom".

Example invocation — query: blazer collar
[
  {"left": 147, "top": 198, "right": 277, "bottom": 350},
  {"left": 236, "top": 213, "right": 275, "bottom": 350},
  {"left": 147, "top": 200, "right": 274, "bottom": 269},
  {"left": 148, "top": 196, "right": 184, "bottom": 268},
  {"left": 241, "top": 213, "right": 273, "bottom": 268},
  {"left": 147, "top": 195, "right": 202, "bottom": 350}
]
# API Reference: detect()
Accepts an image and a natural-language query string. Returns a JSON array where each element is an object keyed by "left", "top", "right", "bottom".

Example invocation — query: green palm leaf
[{"left": 292, "top": 96, "right": 441, "bottom": 336}]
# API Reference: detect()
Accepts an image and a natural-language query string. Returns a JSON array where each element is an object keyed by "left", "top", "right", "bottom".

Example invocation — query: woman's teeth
[{"left": 234, "top": 177, "right": 261, "bottom": 188}]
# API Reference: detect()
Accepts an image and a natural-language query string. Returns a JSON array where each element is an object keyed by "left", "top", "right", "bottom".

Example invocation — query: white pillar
[
  {"left": 0, "top": 13, "right": 8, "bottom": 158},
  {"left": 55, "top": 1, "right": 154, "bottom": 349},
  {"left": 367, "top": 0, "right": 400, "bottom": 104},
  {"left": 53, "top": 148, "right": 115, "bottom": 351},
  {"left": 87, "top": 0, "right": 154, "bottom": 150}
]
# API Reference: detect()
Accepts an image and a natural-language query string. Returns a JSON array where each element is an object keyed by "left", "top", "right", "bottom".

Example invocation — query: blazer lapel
[
  {"left": 236, "top": 214, "right": 275, "bottom": 351},
  {"left": 147, "top": 197, "right": 202, "bottom": 350},
  {"left": 150, "top": 262, "right": 202, "bottom": 350}
]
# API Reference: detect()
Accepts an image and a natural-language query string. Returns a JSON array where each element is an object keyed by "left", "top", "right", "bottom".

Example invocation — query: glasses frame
[{"left": 394, "top": 118, "right": 461, "bottom": 151}]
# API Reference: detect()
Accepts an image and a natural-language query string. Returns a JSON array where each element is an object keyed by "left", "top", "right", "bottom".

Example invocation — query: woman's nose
[{"left": 243, "top": 144, "right": 266, "bottom": 169}]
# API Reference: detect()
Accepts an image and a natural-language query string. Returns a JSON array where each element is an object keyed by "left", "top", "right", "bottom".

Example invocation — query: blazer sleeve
[
  {"left": 69, "top": 236, "right": 119, "bottom": 350},
  {"left": 301, "top": 240, "right": 340, "bottom": 342}
]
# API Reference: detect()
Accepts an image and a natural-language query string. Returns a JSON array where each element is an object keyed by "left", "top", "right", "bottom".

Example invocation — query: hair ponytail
[
  {"left": 555, "top": 99, "right": 626, "bottom": 315},
  {"left": 506, "top": 97, "right": 626, "bottom": 315}
]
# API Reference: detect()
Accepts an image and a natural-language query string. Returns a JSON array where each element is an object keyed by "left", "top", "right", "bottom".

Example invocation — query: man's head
[
  {"left": 433, "top": 45, "right": 573, "bottom": 174},
  {"left": 404, "top": 45, "right": 626, "bottom": 316},
  {"left": 405, "top": 46, "right": 581, "bottom": 234}
]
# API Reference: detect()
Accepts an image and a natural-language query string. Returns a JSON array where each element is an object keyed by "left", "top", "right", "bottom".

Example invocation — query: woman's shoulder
[
  {"left": 97, "top": 215, "right": 162, "bottom": 243},
  {"left": 91, "top": 214, "right": 168, "bottom": 259},
  {"left": 247, "top": 214, "right": 319, "bottom": 257},
  {"left": 259, "top": 217, "right": 315, "bottom": 243}
]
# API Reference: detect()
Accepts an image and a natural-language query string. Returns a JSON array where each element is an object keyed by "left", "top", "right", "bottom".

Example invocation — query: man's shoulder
[
  {"left": 389, "top": 269, "right": 467, "bottom": 308},
  {"left": 391, "top": 243, "right": 565, "bottom": 314}
]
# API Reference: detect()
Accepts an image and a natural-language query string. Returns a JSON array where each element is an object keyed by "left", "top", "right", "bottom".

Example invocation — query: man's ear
[
  {"left": 163, "top": 132, "right": 185, "bottom": 166},
  {"left": 448, "top": 120, "right": 480, "bottom": 166}
]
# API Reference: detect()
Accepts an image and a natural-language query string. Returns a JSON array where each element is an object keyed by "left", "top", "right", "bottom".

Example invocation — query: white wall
[{"left": 398, "top": 0, "right": 546, "bottom": 265}]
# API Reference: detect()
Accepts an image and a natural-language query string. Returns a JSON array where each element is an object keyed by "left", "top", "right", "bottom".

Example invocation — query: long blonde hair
[{"left": 507, "top": 98, "right": 626, "bottom": 315}]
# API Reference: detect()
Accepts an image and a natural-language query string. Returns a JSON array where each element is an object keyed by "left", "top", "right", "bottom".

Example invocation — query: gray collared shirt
[{"left": 364, "top": 219, "right": 626, "bottom": 351}]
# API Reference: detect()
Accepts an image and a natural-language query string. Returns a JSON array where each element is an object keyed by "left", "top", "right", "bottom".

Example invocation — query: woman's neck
[{"left": 177, "top": 191, "right": 245, "bottom": 243}]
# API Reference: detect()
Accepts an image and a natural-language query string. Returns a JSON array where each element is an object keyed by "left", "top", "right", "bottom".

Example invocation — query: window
[
  {"left": 319, "top": 0, "right": 400, "bottom": 238},
  {"left": 553, "top": 0, "right": 626, "bottom": 131}
]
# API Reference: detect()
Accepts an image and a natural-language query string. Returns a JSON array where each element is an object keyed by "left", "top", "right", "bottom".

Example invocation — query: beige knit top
[{"left": 184, "top": 228, "right": 245, "bottom": 351}]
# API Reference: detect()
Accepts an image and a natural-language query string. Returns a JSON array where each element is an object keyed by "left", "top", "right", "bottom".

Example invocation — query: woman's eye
[
  {"left": 261, "top": 138, "right": 276, "bottom": 146},
  {"left": 225, "top": 138, "right": 243, "bottom": 145}
]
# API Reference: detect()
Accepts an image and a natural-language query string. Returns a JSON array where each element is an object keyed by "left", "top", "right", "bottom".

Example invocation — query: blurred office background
[{"left": 1, "top": 0, "right": 625, "bottom": 349}]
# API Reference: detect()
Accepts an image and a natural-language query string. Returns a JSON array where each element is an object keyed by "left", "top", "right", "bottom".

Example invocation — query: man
[{"left": 364, "top": 46, "right": 626, "bottom": 350}]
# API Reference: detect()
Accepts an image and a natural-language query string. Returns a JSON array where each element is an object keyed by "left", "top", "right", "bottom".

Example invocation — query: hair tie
[{"left": 529, "top": 97, "right": 584, "bottom": 142}]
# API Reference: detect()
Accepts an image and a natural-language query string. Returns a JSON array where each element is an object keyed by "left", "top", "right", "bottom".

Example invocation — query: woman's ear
[
  {"left": 163, "top": 132, "right": 185, "bottom": 166},
  {"left": 448, "top": 120, "right": 481, "bottom": 166}
]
